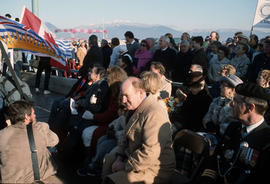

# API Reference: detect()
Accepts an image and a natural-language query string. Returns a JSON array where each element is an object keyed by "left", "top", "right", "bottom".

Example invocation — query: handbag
[{"left": 26, "top": 123, "right": 45, "bottom": 184}]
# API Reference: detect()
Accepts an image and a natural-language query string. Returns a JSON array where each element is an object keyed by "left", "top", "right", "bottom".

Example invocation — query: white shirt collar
[
  {"left": 161, "top": 47, "right": 168, "bottom": 51},
  {"left": 244, "top": 118, "right": 264, "bottom": 134}
]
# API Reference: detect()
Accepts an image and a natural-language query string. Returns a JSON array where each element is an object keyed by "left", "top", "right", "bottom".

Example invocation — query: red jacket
[{"left": 93, "top": 97, "right": 119, "bottom": 125}]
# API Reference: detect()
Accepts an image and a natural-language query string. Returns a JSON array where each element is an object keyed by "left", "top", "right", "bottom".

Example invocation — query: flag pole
[
  {"left": 102, "top": 18, "right": 105, "bottom": 39},
  {"left": 250, "top": 26, "right": 254, "bottom": 37},
  {"left": 32, "top": 0, "right": 39, "bottom": 16}
]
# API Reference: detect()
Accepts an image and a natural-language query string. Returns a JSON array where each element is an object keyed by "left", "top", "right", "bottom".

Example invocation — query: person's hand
[
  {"left": 176, "top": 89, "right": 187, "bottom": 102},
  {"left": 112, "top": 156, "right": 125, "bottom": 173},
  {"left": 90, "top": 94, "right": 97, "bottom": 104}
]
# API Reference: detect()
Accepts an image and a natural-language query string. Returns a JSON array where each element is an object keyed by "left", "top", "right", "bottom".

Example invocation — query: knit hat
[
  {"left": 219, "top": 74, "right": 243, "bottom": 88},
  {"left": 236, "top": 82, "right": 270, "bottom": 101}
]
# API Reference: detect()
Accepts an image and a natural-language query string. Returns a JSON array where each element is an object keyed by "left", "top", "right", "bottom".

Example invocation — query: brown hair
[
  {"left": 243, "top": 96, "right": 268, "bottom": 115},
  {"left": 151, "top": 62, "right": 166, "bottom": 75},
  {"left": 7, "top": 100, "right": 34, "bottom": 125},
  {"left": 107, "top": 66, "right": 128, "bottom": 86},
  {"left": 107, "top": 66, "right": 128, "bottom": 99},
  {"left": 140, "top": 71, "right": 161, "bottom": 94}
]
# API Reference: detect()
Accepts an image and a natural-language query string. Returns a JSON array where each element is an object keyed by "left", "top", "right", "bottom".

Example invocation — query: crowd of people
[{"left": 1, "top": 27, "right": 270, "bottom": 184}]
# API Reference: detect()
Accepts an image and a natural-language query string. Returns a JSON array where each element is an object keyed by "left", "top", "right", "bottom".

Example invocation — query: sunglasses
[{"left": 141, "top": 44, "right": 147, "bottom": 47}]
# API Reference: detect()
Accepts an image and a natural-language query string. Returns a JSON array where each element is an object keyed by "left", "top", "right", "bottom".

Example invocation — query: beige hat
[{"left": 219, "top": 74, "right": 243, "bottom": 88}]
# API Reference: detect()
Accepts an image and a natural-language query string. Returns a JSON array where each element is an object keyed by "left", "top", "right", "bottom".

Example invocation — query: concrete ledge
[{"left": 22, "top": 72, "right": 77, "bottom": 95}]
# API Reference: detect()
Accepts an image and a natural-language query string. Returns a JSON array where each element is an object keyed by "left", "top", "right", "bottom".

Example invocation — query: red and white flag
[{"left": 20, "top": 6, "right": 69, "bottom": 71}]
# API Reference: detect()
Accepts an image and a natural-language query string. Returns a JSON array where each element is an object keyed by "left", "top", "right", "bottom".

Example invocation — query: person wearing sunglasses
[{"left": 133, "top": 39, "right": 153, "bottom": 76}]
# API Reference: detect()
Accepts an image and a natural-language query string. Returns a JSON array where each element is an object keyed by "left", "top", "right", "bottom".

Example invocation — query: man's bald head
[{"left": 121, "top": 77, "right": 146, "bottom": 110}]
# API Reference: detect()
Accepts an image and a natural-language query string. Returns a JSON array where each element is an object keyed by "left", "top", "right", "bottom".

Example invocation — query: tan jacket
[
  {"left": 160, "top": 75, "right": 172, "bottom": 99},
  {"left": 108, "top": 94, "right": 175, "bottom": 184},
  {"left": 0, "top": 122, "right": 58, "bottom": 183},
  {"left": 77, "top": 47, "right": 87, "bottom": 66}
]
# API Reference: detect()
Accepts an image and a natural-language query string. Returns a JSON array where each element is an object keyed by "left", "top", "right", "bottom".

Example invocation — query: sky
[{"left": 1, "top": 0, "right": 258, "bottom": 31}]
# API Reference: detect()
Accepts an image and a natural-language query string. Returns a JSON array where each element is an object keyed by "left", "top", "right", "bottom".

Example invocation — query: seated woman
[
  {"left": 49, "top": 65, "right": 109, "bottom": 152},
  {"left": 140, "top": 71, "right": 162, "bottom": 97},
  {"left": 79, "top": 66, "right": 128, "bottom": 159},
  {"left": 202, "top": 74, "right": 243, "bottom": 135},
  {"left": 133, "top": 39, "right": 153, "bottom": 76},
  {"left": 209, "top": 64, "right": 236, "bottom": 98},
  {"left": 150, "top": 61, "right": 172, "bottom": 99}
]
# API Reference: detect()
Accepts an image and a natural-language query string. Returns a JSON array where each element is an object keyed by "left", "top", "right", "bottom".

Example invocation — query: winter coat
[
  {"left": 160, "top": 75, "right": 172, "bottom": 99},
  {"left": 0, "top": 122, "right": 58, "bottom": 183},
  {"left": 133, "top": 50, "right": 153, "bottom": 76},
  {"left": 202, "top": 97, "right": 235, "bottom": 135},
  {"left": 106, "top": 94, "right": 175, "bottom": 184}
]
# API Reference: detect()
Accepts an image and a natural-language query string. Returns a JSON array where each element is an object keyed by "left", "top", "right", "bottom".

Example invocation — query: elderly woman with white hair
[{"left": 203, "top": 74, "right": 243, "bottom": 135}]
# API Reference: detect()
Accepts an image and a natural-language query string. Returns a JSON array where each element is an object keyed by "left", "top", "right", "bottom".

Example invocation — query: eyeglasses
[{"left": 141, "top": 44, "right": 147, "bottom": 47}]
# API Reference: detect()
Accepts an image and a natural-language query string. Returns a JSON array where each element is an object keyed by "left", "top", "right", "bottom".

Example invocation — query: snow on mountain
[{"left": 45, "top": 22, "right": 269, "bottom": 42}]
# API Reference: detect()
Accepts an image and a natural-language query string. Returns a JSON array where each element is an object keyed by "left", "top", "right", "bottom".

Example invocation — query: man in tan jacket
[
  {"left": 0, "top": 100, "right": 62, "bottom": 183},
  {"left": 102, "top": 77, "right": 175, "bottom": 184}
]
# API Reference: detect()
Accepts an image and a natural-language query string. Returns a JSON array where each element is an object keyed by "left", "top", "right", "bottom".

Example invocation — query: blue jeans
[{"left": 89, "top": 135, "right": 117, "bottom": 172}]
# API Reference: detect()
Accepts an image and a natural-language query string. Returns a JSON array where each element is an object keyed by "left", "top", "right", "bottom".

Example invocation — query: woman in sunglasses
[{"left": 133, "top": 39, "right": 153, "bottom": 76}]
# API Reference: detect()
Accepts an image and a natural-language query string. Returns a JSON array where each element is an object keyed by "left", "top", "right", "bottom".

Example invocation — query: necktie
[{"left": 241, "top": 126, "right": 247, "bottom": 138}]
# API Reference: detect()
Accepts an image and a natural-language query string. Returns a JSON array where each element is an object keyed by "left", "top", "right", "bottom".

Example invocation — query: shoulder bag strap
[{"left": 26, "top": 123, "right": 41, "bottom": 181}]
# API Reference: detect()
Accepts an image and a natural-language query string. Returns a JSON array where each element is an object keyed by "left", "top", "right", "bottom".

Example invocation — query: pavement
[{"left": 31, "top": 89, "right": 62, "bottom": 122}]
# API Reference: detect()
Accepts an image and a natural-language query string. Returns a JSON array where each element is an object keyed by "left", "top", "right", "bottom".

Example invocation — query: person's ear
[
  {"left": 247, "top": 103, "right": 255, "bottom": 112},
  {"left": 25, "top": 114, "right": 30, "bottom": 123}
]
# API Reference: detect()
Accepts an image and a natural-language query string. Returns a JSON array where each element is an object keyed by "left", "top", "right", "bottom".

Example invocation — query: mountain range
[{"left": 45, "top": 22, "right": 270, "bottom": 43}]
